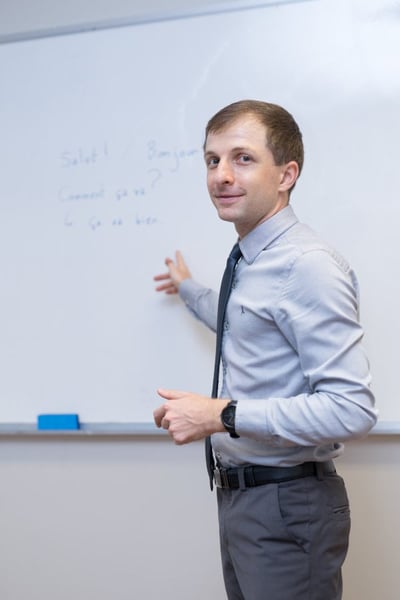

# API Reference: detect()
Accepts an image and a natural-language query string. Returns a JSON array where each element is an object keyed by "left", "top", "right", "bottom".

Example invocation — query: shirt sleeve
[
  {"left": 179, "top": 279, "right": 219, "bottom": 332},
  {"left": 235, "top": 249, "right": 378, "bottom": 446}
]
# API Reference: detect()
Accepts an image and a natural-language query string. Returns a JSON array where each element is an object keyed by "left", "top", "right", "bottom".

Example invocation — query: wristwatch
[{"left": 220, "top": 400, "right": 239, "bottom": 438}]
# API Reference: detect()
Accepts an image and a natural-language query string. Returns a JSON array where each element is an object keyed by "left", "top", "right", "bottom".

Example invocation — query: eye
[
  {"left": 238, "top": 154, "right": 252, "bottom": 163},
  {"left": 206, "top": 156, "right": 219, "bottom": 168}
]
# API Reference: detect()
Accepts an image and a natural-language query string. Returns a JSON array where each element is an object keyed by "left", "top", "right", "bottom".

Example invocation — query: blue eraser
[{"left": 37, "top": 414, "right": 80, "bottom": 430}]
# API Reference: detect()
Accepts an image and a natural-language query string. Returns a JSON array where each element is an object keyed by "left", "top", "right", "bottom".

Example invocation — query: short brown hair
[{"left": 205, "top": 100, "right": 304, "bottom": 178}]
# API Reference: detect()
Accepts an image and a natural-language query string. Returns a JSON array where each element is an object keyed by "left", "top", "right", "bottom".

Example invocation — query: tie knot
[{"left": 228, "top": 242, "right": 242, "bottom": 264}]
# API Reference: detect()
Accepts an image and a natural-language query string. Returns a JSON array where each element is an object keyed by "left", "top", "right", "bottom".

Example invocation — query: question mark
[{"left": 148, "top": 168, "right": 162, "bottom": 189}]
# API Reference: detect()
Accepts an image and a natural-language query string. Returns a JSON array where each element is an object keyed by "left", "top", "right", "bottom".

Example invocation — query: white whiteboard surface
[{"left": 0, "top": 0, "right": 399, "bottom": 432}]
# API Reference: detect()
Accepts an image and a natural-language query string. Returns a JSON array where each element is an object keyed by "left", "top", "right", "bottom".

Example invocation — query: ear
[{"left": 278, "top": 161, "right": 299, "bottom": 192}]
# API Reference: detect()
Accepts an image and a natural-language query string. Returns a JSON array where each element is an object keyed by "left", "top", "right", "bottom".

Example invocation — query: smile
[{"left": 216, "top": 194, "right": 243, "bottom": 203}]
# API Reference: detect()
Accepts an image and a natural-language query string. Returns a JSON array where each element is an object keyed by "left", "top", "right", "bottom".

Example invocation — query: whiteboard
[{"left": 0, "top": 0, "right": 399, "bottom": 432}]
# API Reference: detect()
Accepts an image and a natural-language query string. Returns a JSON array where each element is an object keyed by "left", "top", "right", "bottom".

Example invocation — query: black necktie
[{"left": 206, "top": 242, "right": 242, "bottom": 489}]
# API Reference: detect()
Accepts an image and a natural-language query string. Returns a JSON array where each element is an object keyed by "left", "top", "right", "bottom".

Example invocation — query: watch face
[
  {"left": 221, "top": 400, "right": 240, "bottom": 438},
  {"left": 221, "top": 402, "right": 239, "bottom": 438},
  {"left": 222, "top": 403, "right": 236, "bottom": 430}
]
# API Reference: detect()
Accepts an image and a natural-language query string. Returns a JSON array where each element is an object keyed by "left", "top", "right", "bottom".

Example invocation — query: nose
[{"left": 216, "top": 159, "right": 234, "bottom": 184}]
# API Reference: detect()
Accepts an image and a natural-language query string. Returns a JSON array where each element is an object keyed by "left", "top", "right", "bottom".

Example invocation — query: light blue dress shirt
[{"left": 179, "top": 206, "right": 377, "bottom": 467}]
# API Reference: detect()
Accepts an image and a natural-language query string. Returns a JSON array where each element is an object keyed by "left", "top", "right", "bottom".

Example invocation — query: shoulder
[
  {"left": 281, "top": 222, "right": 354, "bottom": 279},
  {"left": 276, "top": 224, "right": 359, "bottom": 309}
]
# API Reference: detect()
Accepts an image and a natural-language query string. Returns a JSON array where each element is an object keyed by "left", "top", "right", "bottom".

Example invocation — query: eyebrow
[{"left": 204, "top": 146, "right": 253, "bottom": 157}]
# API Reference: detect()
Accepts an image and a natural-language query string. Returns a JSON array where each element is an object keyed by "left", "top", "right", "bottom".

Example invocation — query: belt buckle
[{"left": 213, "top": 467, "right": 229, "bottom": 489}]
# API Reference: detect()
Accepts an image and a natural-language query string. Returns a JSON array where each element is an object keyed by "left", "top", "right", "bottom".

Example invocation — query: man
[{"left": 153, "top": 100, "right": 377, "bottom": 599}]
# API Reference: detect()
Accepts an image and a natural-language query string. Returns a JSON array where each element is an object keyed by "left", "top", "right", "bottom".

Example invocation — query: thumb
[{"left": 157, "top": 388, "right": 186, "bottom": 401}]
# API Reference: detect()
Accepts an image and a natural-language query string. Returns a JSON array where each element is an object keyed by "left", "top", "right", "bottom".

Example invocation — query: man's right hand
[{"left": 153, "top": 251, "right": 192, "bottom": 294}]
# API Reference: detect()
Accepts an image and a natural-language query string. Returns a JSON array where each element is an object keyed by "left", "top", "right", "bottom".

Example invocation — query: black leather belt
[{"left": 213, "top": 461, "right": 336, "bottom": 490}]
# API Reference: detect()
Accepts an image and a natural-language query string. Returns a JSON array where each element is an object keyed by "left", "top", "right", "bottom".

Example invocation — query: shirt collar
[{"left": 238, "top": 205, "right": 299, "bottom": 265}]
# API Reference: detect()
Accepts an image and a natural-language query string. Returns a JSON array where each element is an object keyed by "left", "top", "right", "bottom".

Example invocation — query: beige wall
[
  {"left": 0, "top": 434, "right": 399, "bottom": 600},
  {"left": 0, "top": 435, "right": 225, "bottom": 600},
  {"left": 341, "top": 436, "right": 400, "bottom": 599}
]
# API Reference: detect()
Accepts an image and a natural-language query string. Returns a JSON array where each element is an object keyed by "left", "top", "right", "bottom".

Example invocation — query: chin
[{"left": 216, "top": 207, "right": 238, "bottom": 223}]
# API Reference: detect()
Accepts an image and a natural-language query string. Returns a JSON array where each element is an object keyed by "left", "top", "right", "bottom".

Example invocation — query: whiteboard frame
[
  {"left": 0, "top": 421, "right": 398, "bottom": 436},
  {"left": 0, "top": 0, "right": 315, "bottom": 44}
]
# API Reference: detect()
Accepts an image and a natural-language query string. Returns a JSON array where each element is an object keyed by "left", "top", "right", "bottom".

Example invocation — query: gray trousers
[{"left": 217, "top": 471, "right": 350, "bottom": 600}]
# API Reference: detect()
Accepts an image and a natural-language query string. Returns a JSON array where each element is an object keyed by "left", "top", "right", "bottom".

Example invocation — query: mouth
[{"left": 215, "top": 193, "right": 244, "bottom": 205}]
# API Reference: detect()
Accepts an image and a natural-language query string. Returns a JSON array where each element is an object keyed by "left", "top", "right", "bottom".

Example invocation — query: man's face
[{"left": 204, "top": 115, "right": 294, "bottom": 238}]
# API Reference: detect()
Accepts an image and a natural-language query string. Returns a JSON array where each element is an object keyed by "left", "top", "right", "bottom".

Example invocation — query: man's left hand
[{"left": 153, "top": 388, "right": 227, "bottom": 444}]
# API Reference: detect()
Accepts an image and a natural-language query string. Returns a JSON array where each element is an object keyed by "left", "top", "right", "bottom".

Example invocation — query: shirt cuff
[
  {"left": 178, "top": 278, "right": 204, "bottom": 306},
  {"left": 235, "top": 399, "right": 279, "bottom": 443}
]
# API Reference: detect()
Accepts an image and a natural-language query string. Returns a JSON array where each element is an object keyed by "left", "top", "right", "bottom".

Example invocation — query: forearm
[
  {"left": 179, "top": 279, "right": 218, "bottom": 332},
  {"left": 235, "top": 386, "right": 377, "bottom": 447}
]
